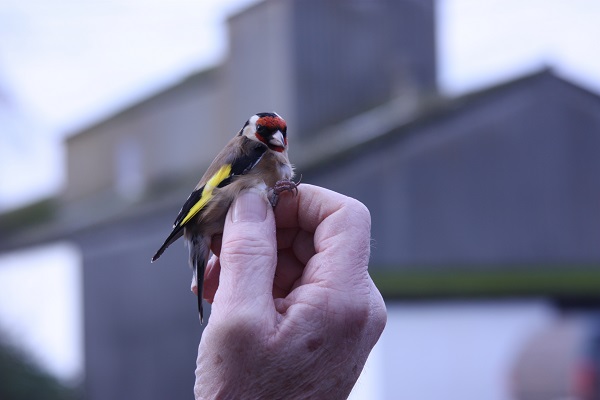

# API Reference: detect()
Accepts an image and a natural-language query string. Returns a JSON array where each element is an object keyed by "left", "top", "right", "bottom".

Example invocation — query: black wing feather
[
  {"left": 151, "top": 140, "right": 267, "bottom": 262},
  {"left": 231, "top": 141, "right": 268, "bottom": 175},
  {"left": 173, "top": 187, "right": 204, "bottom": 228}
]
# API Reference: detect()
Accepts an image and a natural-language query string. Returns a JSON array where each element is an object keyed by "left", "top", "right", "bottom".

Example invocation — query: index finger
[
  {"left": 274, "top": 184, "right": 372, "bottom": 291},
  {"left": 274, "top": 184, "right": 362, "bottom": 232}
]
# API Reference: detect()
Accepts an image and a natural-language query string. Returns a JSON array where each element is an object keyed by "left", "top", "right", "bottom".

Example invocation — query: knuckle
[
  {"left": 343, "top": 197, "right": 371, "bottom": 229},
  {"left": 371, "top": 292, "right": 387, "bottom": 336},
  {"left": 220, "top": 235, "right": 273, "bottom": 263}
]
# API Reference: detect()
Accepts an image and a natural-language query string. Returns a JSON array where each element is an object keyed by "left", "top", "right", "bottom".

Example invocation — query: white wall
[{"left": 350, "top": 300, "right": 557, "bottom": 400}]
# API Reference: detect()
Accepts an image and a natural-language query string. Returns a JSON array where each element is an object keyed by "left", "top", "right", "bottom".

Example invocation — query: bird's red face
[{"left": 249, "top": 113, "right": 288, "bottom": 152}]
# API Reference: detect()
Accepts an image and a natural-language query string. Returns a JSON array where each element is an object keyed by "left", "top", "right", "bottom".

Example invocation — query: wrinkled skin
[{"left": 195, "top": 185, "right": 387, "bottom": 400}]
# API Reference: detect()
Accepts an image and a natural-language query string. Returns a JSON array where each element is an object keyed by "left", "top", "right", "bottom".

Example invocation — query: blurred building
[{"left": 2, "top": 0, "right": 600, "bottom": 399}]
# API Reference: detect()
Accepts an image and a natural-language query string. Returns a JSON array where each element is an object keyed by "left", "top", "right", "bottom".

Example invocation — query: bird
[{"left": 151, "top": 112, "right": 296, "bottom": 323}]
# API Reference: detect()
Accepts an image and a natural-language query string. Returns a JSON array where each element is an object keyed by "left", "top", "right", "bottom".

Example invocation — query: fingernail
[{"left": 232, "top": 190, "right": 267, "bottom": 222}]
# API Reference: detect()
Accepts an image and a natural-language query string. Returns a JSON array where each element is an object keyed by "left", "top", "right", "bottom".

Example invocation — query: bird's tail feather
[
  {"left": 196, "top": 257, "right": 206, "bottom": 324},
  {"left": 190, "top": 237, "right": 210, "bottom": 324}
]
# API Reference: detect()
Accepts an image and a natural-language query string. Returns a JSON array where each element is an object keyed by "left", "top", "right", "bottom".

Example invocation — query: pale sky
[
  {"left": 0, "top": 243, "right": 81, "bottom": 382},
  {"left": 1, "top": 0, "right": 600, "bottom": 385},
  {"left": 438, "top": 0, "right": 600, "bottom": 95}
]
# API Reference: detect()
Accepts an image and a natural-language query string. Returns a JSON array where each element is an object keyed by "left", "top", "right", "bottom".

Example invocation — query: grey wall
[
  {"left": 221, "top": 0, "right": 436, "bottom": 138},
  {"left": 292, "top": 0, "right": 436, "bottom": 135},
  {"left": 64, "top": 71, "right": 224, "bottom": 202},
  {"left": 307, "top": 73, "right": 600, "bottom": 267},
  {"left": 221, "top": 0, "right": 296, "bottom": 136},
  {"left": 76, "top": 208, "right": 203, "bottom": 400}
]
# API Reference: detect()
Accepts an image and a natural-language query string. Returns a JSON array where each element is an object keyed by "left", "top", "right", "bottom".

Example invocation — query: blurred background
[{"left": 1, "top": 0, "right": 600, "bottom": 399}]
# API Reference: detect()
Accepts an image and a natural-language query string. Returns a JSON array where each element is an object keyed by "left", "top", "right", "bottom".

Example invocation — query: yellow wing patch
[{"left": 179, "top": 164, "right": 232, "bottom": 226}]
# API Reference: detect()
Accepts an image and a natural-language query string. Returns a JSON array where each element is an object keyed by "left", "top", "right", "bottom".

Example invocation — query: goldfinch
[{"left": 151, "top": 112, "right": 295, "bottom": 323}]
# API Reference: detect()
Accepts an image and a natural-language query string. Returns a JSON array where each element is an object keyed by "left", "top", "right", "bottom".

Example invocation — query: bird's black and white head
[{"left": 239, "top": 112, "right": 288, "bottom": 153}]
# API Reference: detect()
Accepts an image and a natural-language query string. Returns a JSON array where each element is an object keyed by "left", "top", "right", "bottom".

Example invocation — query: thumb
[{"left": 214, "top": 189, "right": 277, "bottom": 317}]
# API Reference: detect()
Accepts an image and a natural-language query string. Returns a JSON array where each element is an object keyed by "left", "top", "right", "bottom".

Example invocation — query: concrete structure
[
  {"left": 64, "top": 69, "right": 222, "bottom": 203},
  {"left": 307, "top": 70, "right": 600, "bottom": 268}
]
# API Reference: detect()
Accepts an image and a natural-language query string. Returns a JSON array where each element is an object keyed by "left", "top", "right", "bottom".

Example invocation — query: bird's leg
[{"left": 269, "top": 175, "right": 302, "bottom": 207}]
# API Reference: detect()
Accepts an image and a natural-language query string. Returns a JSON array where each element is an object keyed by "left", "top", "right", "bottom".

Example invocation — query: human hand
[{"left": 194, "top": 184, "right": 387, "bottom": 399}]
